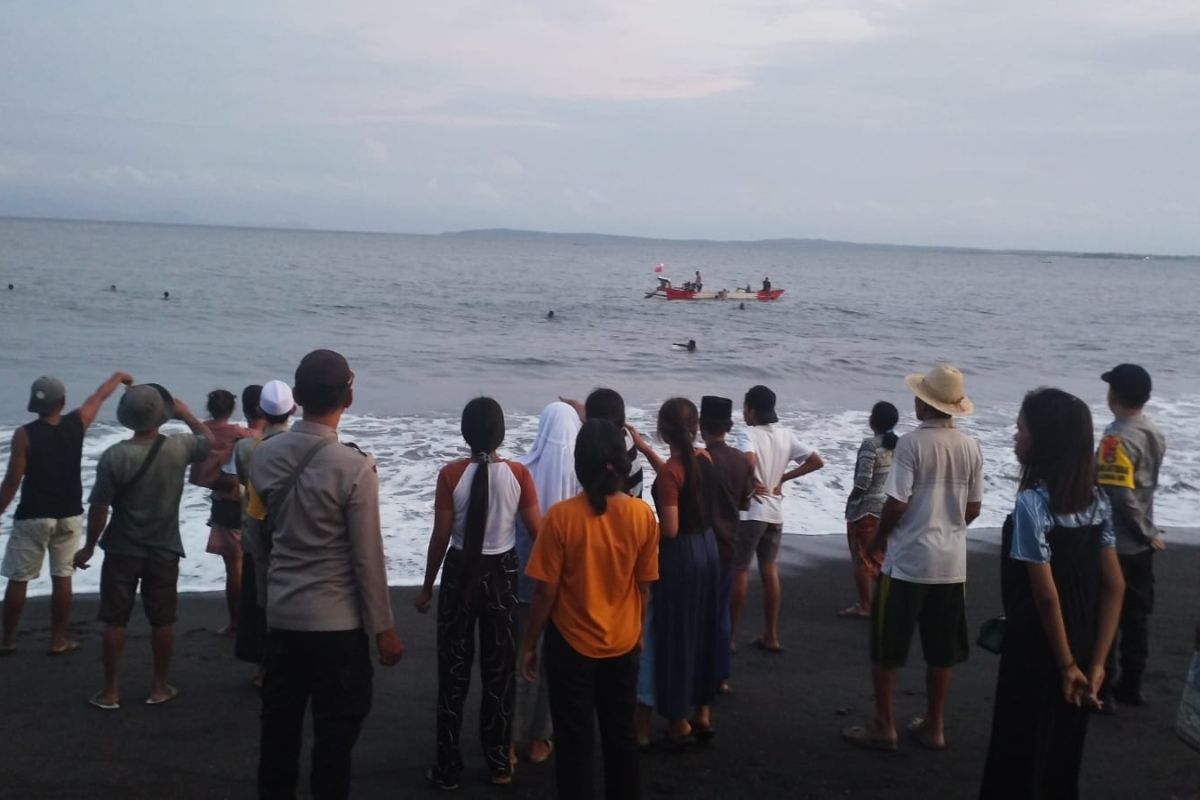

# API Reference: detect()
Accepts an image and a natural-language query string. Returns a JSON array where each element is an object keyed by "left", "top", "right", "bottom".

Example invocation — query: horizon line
[{"left": 1, "top": 213, "right": 1195, "bottom": 261}]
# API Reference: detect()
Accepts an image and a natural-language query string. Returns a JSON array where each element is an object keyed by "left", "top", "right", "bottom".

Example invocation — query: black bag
[{"left": 976, "top": 616, "right": 1006, "bottom": 654}]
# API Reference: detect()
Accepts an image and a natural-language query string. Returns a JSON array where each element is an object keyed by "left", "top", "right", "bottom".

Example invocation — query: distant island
[{"left": 441, "top": 228, "right": 1196, "bottom": 261}]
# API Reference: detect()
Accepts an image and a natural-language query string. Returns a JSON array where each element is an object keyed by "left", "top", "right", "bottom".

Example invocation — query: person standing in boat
[
  {"left": 694, "top": 271, "right": 703, "bottom": 292},
  {"left": 762, "top": 277, "right": 772, "bottom": 292}
]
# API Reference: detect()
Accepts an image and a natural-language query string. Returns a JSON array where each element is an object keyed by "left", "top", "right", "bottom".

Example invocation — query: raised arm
[
  {"left": 626, "top": 424, "right": 666, "bottom": 473},
  {"left": 77, "top": 372, "right": 134, "bottom": 430},
  {"left": 0, "top": 427, "right": 29, "bottom": 516},
  {"left": 173, "top": 399, "right": 213, "bottom": 445}
]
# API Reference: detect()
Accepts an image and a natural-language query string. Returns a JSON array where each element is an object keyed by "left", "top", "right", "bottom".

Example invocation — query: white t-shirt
[
  {"left": 882, "top": 419, "right": 984, "bottom": 584},
  {"left": 436, "top": 458, "right": 538, "bottom": 555},
  {"left": 733, "top": 423, "right": 816, "bottom": 525}
]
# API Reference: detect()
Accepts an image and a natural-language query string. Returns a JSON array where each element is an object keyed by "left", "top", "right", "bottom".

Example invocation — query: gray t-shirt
[{"left": 89, "top": 434, "right": 211, "bottom": 561}]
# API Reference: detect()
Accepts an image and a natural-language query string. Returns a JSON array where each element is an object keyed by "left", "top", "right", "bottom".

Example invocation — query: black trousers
[
  {"left": 544, "top": 623, "right": 641, "bottom": 800},
  {"left": 1106, "top": 550, "right": 1155, "bottom": 689},
  {"left": 259, "top": 629, "right": 373, "bottom": 800},
  {"left": 435, "top": 548, "right": 518, "bottom": 777},
  {"left": 235, "top": 552, "right": 268, "bottom": 664}
]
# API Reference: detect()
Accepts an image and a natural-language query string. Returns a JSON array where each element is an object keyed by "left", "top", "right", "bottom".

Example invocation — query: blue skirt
[{"left": 652, "top": 528, "right": 720, "bottom": 719}]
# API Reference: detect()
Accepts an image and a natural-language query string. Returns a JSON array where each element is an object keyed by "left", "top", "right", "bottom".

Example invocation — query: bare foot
[
  {"left": 528, "top": 739, "right": 553, "bottom": 764},
  {"left": 49, "top": 639, "right": 81, "bottom": 655},
  {"left": 89, "top": 691, "right": 120, "bottom": 710}
]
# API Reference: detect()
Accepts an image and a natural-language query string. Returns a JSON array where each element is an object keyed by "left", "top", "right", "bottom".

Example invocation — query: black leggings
[{"left": 435, "top": 547, "right": 518, "bottom": 777}]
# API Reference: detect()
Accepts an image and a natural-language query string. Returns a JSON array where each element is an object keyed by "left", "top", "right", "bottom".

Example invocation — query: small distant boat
[{"left": 649, "top": 284, "right": 784, "bottom": 302}]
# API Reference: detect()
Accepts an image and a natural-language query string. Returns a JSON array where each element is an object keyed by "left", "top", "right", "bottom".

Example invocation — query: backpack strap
[{"left": 262, "top": 437, "right": 336, "bottom": 556}]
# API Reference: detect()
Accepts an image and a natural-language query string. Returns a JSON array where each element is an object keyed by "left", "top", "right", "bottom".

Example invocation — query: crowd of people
[{"left": 0, "top": 351, "right": 1172, "bottom": 799}]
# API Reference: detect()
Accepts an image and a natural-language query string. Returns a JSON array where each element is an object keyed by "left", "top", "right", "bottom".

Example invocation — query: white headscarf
[{"left": 518, "top": 401, "right": 583, "bottom": 511}]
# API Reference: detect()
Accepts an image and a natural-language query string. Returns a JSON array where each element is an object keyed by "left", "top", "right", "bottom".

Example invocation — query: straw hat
[{"left": 905, "top": 364, "right": 975, "bottom": 416}]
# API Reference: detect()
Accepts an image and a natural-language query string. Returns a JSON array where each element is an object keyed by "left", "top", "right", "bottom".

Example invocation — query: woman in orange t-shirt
[{"left": 520, "top": 419, "right": 659, "bottom": 800}]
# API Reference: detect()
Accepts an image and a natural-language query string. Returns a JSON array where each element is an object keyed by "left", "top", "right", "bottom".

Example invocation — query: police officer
[
  {"left": 252, "top": 349, "right": 404, "bottom": 799},
  {"left": 1097, "top": 363, "right": 1166, "bottom": 709}
]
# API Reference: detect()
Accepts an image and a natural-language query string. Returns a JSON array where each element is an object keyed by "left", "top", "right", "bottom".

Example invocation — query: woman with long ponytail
[
  {"left": 629, "top": 397, "right": 721, "bottom": 745},
  {"left": 415, "top": 397, "right": 541, "bottom": 789}
]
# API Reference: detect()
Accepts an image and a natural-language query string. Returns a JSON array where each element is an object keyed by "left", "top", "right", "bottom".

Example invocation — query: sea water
[{"left": 1, "top": 218, "right": 1197, "bottom": 596}]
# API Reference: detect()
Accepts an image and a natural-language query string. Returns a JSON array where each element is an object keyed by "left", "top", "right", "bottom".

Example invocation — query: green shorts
[{"left": 870, "top": 574, "right": 969, "bottom": 669}]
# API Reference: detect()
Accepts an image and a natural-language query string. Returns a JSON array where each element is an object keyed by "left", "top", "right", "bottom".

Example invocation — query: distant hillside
[{"left": 440, "top": 228, "right": 1196, "bottom": 261}]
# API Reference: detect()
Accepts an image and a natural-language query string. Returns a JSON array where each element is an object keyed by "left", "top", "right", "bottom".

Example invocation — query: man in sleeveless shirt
[{"left": 0, "top": 371, "right": 132, "bottom": 655}]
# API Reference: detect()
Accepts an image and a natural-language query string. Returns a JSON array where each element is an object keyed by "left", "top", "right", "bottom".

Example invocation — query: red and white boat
[{"left": 650, "top": 284, "right": 784, "bottom": 302}]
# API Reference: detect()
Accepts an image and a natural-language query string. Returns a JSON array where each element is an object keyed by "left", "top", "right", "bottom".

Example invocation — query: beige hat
[{"left": 905, "top": 364, "right": 975, "bottom": 416}]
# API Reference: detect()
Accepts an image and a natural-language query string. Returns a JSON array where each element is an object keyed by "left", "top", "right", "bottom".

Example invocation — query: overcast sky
[{"left": 2, "top": 1, "right": 1198, "bottom": 252}]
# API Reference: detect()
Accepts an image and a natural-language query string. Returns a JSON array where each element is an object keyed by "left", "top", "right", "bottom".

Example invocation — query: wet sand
[{"left": 1, "top": 530, "right": 1197, "bottom": 799}]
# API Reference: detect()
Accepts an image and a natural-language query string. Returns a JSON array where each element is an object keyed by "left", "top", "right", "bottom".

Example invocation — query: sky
[{"left": 2, "top": 1, "right": 1199, "bottom": 253}]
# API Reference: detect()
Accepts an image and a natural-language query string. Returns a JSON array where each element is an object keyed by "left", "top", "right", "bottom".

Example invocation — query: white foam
[{"left": 2, "top": 396, "right": 1197, "bottom": 597}]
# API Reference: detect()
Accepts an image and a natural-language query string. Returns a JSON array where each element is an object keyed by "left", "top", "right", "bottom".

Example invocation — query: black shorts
[
  {"left": 98, "top": 553, "right": 180, "bottom": 627},
  {"left": 870, "top": 574, "right": 968, "bottom": 669}
]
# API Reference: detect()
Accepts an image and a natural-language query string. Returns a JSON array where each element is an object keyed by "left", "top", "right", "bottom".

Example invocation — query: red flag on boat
[{"left": 654, "top": 263, "right": 664, "bottom": 273}]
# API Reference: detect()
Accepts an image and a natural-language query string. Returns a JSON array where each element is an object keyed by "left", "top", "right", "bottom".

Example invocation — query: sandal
[
  {"left": 906, "top": 717, "right": 946, "bottom": 750},
  {"left": 837, "top": 606, "right": 870, "bottom": 619},
  {"left": 425, "top": 767, "right": 460, "bottom": 790},
  {"left": 689, "top": 721, "right": 717, "bottom": 743},
  {"left": 841, "top": 724, "right": 897, "bottom": 752}
]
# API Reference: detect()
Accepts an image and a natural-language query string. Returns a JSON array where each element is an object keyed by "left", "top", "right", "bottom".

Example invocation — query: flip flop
[
  {"left": 841, "top": 724, "right": 897, "bottom": 752},
  {"left": 145, "top": 685, "right": 179, "bottom": 706},
  {"left": 689, "top": 722, "right": 717, "bottom": 744},
  {"left": 753, "top": 636, "right": 784, "bottom": 654},
  {"left": 48, "top": 640, "right": 81, "bottom": 656},
  {"left": 906, "top": 717, "right": 946, "bottom": 751},
  {"left": 837, "top": 606, "right": 870, "bottom": 619},
  {"left": 89, "top": 693, "right": 120, "bottom": 711}
]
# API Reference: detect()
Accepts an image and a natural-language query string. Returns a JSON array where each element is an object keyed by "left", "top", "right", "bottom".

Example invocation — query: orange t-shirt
[{"left": 525, "top": 493, "right": 659, "bottom": 658}]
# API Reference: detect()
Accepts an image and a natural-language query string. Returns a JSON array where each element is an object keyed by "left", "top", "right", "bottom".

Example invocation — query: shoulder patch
[
  {"left": 342, "top": 441, "right": 368, "bottom": 457},
  {"left": 1096, "top": 434, "right": 1135, "bottom": 489}
]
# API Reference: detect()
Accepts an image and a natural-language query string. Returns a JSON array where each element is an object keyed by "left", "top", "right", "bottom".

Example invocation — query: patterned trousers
[{"left": 435, "top": 547, "right": 518, "bottom": 777}]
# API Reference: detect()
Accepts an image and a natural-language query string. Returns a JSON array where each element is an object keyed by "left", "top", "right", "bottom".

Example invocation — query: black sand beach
[{"left": 2, "top": 532, "right": 1197, "bottom": 799}]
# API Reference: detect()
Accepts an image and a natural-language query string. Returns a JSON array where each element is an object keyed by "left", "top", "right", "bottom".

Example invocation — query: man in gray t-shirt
[{"left": 73, "top": 384, "right": 212, "bottom": 710}]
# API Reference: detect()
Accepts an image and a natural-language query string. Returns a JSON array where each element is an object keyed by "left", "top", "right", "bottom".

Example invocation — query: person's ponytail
[
  {"left": 458, "top": 398, "right": 505, "bottom": 590},
  {"left": 870, "top": 401, "right": 900, "bottom": 451},
  {"left": 575, "top": 420, "right": 629, "bottom": 515},
  {"left": 657, "top": 398, "right": 704, "bottom": 530}
]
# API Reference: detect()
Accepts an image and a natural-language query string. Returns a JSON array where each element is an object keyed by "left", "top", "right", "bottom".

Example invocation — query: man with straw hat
[{"left": 843, "top": 364, "right": 983, "bottom": 752}]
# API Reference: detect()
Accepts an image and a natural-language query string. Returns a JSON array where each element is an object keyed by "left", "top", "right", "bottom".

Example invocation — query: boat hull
[{"left": 659, "top": 287, "right": 784, "bottom": 301}]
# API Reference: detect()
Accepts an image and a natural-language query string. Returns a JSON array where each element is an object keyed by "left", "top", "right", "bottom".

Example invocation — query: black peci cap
[
  {"left": 1101, "top": 363, "right": 1152, "bottom": 406},
  {"left": 700, "top": 395, "right": 733, "bottom": 424}
]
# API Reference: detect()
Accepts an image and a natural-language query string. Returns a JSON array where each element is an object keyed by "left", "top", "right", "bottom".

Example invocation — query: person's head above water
[
  {"left": 547, "top": 310, "right": 555, "bottom": 319},
  {"left": 163, "top": 291, "right": 169, "bottom": 300}
]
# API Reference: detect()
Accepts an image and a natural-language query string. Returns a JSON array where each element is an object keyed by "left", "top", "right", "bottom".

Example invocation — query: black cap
[
  {"left": 1102, "top": 363, "right": 1152, "bottom": 406},
  {"left": 700, "top": 395, "right": 733, "bottom": 423},
  {"left": 744, "top": 384, "right": 778, "bottom": 424},
  {"left": 295, "top": 349, "right": 353, "bottom": 398}
]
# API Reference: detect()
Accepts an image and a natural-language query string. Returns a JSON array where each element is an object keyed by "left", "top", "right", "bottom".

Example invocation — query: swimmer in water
[
  {"left": 738, "top": 302, "right": 746, "bottom": 310},
  {"left": 163, "top": 291, "right": 170, "bottom": 301},
  {"left": 109, "top": 285, "right": 117, "bottom": 292},
  {"left": 547, "top": 310, "right": 555, "bottom": 319},
  {"left": 672, "top": 339, "right": 697, "bottom": 352}
]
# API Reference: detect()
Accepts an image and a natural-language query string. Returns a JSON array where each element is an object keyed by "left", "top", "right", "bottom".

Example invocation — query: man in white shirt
[
  {"left": 730, "top": 385, "right": 823, "bottom": 653},
  {"left": 843, "top": 365, "right": 983, "bottom": 752}
]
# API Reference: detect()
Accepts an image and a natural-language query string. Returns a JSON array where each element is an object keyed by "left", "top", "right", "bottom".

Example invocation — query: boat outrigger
[{"left": 647, "top": 278, "right": 784, "bottom": 302}]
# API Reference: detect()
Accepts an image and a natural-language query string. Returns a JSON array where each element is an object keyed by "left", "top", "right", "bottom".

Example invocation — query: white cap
[{"left": 259, "top": 380, "right": 295, "bottom": 417}]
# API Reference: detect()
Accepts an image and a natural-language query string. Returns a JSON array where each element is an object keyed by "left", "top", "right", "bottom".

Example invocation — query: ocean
[{"left": 2, "top": 218, "right": 1197, "bottom": 597}]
